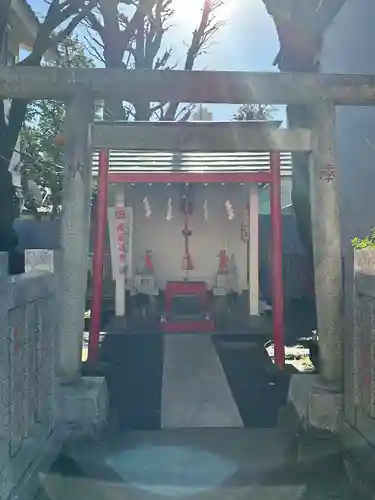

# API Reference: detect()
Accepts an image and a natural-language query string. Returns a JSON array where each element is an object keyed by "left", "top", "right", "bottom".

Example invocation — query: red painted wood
[
  {"left": 107, "top": 172, "right": 271, "bottom": 184},
  {"left": 164, "top": 281, "right": 209, "bottom": 312},
  {"left": 88, "top": 150, "right": 109, "bottom": 363},
  {"left": 160, "top": 319, "right": 215, "bottom": 333},
  {"left": 270, "top": 152, "right": 285, "bottom": 368},
  {"left": 162, "top": 281, "right": 213, "bottom": 333}
]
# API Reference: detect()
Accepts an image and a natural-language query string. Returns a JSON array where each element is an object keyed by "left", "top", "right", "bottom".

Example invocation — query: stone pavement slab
[
  {"left": 161, "top": 335, "right": 243, "bottom": 428},
  {"left": 41, "top": 428, "right": 305, "bottom": 500}
]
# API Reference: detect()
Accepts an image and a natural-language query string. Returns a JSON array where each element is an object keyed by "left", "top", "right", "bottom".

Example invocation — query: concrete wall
[{"left": 0, "top": 252, "right": 63, "bottom": 500}]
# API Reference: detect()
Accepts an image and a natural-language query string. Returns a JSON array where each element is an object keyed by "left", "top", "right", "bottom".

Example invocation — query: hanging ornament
[
  {"left": 203, "top": 198, "right": 208, "bottom": 220},
  {"left": 143, "top": 196, "right": 151, "bottom": 217},
  {"left": 241, "top": 205, "right": 249, "bottom": 242},
  {"left": 225, "top": 200, "right": 235, "bottom": 220},
  {"left": 166, "top": 197, "right": 173, "bottom": 221},
  {"left": 181, "top": 215, "right": 194, "bottom": 271},
  {"left": 180, "top": 184, "right": 194, "bottom": 215}
]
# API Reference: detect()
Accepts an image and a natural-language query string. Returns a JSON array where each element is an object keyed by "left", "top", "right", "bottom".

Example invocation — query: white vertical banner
[
  {"left": 124, "top": 206, "right": 134, "bottom": 281},
  {"left": 108, "top": 206, "right": 134, "bottom": 284}
]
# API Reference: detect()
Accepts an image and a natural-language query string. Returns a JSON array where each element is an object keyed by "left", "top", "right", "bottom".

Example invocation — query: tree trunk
[
  {"left": 134, "top": 12, "right": 150, "bottom": 120},
  {"left": 0, "top": 158, "right": 18, "bottom": 253},
  {"left": 260, "top": 0, "right": 347, "bottom": 255},
  {"left": 0, "top": 98, "right": 29, "bottom": 255},
  {"left": 101, "top": 0, "right": 128, "bottom": 120},
  {"left": 0, "top": 2, "right": 16, "bottom": 256},
  {"left": 287, "top": 105, "right": 313, "bottom": 257}
]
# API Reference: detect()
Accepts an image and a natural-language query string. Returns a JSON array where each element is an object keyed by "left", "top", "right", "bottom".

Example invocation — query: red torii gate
[{"left": 87, "top": 120, "right": 287, "bottom": 367}]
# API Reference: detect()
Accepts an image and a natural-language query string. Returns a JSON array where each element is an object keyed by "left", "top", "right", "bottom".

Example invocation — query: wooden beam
[
  {"left": 1, "top": 67, "right": 375, "bottom": 104},
  {"left": 107, "top": 172, "right": 272, "bottom": 183},
  {"left": 91, "top": 122, "right": 312, "bottom": 152}
]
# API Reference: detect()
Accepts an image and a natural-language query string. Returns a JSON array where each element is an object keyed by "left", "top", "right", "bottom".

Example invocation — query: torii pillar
[
  {"left": 310, "top": 100, "right": 343, "bottom": 386},
  {"left": 59, "top": 90, "right": 94, "bottom": 383}
]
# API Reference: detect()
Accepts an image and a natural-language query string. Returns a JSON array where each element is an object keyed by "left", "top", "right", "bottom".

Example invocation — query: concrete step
[
  {"left": 41, "top": 474, "right": 305, "bottom": 500},
  {"left": 41, "top": 428, "right": 305, "bottom": 500}
]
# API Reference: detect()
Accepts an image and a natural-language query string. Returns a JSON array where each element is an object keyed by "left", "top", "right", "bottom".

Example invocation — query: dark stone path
[
  {"left": 213, "top": 335, "right": 290, "bottom": 427},
  {"left": 99, "top": 333, "right": 164, "bottom": 430},
  {"left": 97, "top": 331, "right": 291, "bottom": 431}
]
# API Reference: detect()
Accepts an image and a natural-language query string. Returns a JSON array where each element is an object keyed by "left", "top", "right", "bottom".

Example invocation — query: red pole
[
  {"left": 88, "top": 150, "right": 109, "bottom": 364},
  {"left": 270, "top": 151, "right": 285, "bottom": 368}
]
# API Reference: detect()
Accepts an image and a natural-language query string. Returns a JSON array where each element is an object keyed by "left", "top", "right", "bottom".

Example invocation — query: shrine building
[{"left": 89, "top": 130, "right": 293, "bottom": 334}]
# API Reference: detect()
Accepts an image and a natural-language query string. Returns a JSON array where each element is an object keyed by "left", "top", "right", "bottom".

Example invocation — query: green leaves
[
  {"left": 20, "top": 36, "right": 93, "bottom": 216},
  {"left": 232, "top": 104, "right": 276, "bottom": 121},
  {"left": 352, "top": 228, "right": 375, "bottom": 249}
]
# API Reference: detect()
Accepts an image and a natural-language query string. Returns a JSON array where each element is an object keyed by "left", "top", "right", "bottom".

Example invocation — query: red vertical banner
[
  {"left": 270, "top": 152, "right": 285, "bottom": 368},
  {"left": 108, "top": 206, "right": 134, "bottom": 281},
  {"left": 115, "top": 207, "right": 126, "bottom": 275},
  {"left": 89, "top": 150, "right": 109, "bottom": 364}
]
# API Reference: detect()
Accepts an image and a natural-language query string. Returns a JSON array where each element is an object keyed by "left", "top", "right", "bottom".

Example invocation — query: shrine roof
[{"left": 91, "top": 151, "right": 292, "bottom": 178}]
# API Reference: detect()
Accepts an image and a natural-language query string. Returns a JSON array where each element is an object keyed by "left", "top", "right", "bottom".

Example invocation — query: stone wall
[
  {"left": 351, "top": 249, "right": 375, "bottom": 443},
  {"left": 341, "top": 249, "right": 375, "bottom": 496},
  {"left": 0, "top": 252, "right": 65, "bottom": 500}
]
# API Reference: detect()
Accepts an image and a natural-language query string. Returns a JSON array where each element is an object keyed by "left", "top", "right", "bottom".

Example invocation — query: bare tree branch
[
  {"left": 163, "top": 0, "right": 224, "bottom": 121},
  {"left": 144, "top": 0, "right": 168, "bottom": 67},
  {"left": 175, "top": 104, "right": 195, "bottom": 122},
  {"left": 4, "top": 0, "right": 96, "bottom": 162},
  {"left": 88, "top": 0, "right": 225, "bottom": 122},
  {"left": 0, "top": 0, "right": 95, "bottom": 252},
  {"left": 84, "top": 31, "right": 106, "bottom": 63},
  {"left": 52, "top": 0, "right": 98, "bottom": 48},
  {"left": 85, "top": 7, "right": 104, "bottom": 34}
]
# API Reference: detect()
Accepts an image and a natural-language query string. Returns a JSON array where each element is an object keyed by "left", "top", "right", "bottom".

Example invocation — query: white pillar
[
  {"left": 115, "top": 185, "right": 126, "bottom": 318},
  {"left": 248, "top": 184, "right": 259, "bottom": 315},
  {"left": 60, "top": 92, "right": 93, "bottom": 383}
]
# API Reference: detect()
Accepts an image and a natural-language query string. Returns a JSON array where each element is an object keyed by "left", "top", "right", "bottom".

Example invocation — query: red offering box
[{"left": 161, "top": 281, "right": 214, "bottom": 333}]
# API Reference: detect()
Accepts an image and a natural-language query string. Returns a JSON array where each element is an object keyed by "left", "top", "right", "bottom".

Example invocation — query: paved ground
[
  {"left": 161, "top": 335, "right": 244, "bottom": 428},
  {"left": 43, "top": 428, "right": 303, "bottom": 500},
  {"left": 51, "top": 317, "right": 353, "bottom": 500},
  {"left": 95, "top": 332, "right": 291, "bottom": 431},
  {"left": 42, "top": 427, "right": 352, "bottom": 500}
]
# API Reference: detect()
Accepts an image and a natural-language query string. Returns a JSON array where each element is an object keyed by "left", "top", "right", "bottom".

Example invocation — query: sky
[{"left": 28, "top": 0, "right": 282, "bottom": 120}]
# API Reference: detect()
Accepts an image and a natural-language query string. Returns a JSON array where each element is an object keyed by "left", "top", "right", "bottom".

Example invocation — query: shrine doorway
[{"left": 89, "top": 150, "right": 285, "bottom": 368}]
